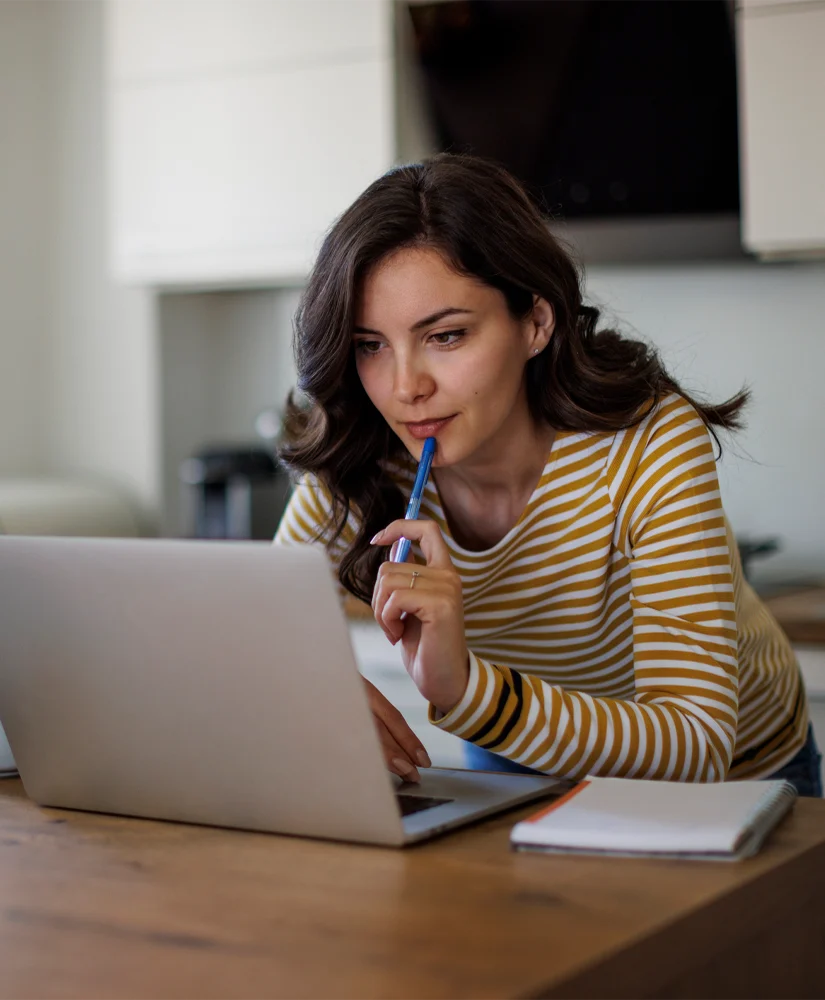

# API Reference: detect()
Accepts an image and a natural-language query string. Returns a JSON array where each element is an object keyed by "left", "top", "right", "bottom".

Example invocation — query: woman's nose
[{"left": 393, "top": 356, "right": 434, "bottom": 404}]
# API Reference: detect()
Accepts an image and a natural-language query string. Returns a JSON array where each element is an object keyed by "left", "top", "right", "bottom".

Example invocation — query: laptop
[{"left": 0, "top": 535, "right": 562, "bottom": 846}]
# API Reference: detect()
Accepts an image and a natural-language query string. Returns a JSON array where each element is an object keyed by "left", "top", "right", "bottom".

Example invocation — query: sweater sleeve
[
  {"left": 273, "top": 476, "right": 359, "bottom": 598},
  {"left": 430, "top": 397, "right": 739, "bottom": 782}
]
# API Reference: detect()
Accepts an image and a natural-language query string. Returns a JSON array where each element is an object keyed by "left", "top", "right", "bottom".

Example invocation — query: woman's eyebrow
[
  {"left": 353, "top": 307, "right": 473, "bottom": 337},
  {"left": 411, "top": 307, "right": 473, "bottom": 331}
]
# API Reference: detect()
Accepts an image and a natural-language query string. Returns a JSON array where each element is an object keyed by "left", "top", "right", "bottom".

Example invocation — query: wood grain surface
[
  {"left": 1, "top": 778, "right": 824, "bottom": 999},
  {"left": 764, "top": 586, "right": 825, "bottom": 645}
]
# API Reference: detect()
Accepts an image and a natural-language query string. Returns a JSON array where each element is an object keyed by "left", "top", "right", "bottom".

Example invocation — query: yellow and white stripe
[{"left": 276, "top": 394, "right": 807, "bottom": 781}]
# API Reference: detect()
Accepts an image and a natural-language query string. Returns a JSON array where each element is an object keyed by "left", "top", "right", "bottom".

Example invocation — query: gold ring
[{"left": 409, "top": 570, "right": 420, "bottom": 589}]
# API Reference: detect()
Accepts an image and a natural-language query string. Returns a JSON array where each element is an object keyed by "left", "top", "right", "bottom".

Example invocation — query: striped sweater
[{"left": 275, "top": 394, "right": 807, "bottom": 782}]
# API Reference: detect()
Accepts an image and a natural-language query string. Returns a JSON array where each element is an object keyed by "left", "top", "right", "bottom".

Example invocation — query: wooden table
[
  {"left": 764, "top": 584, "right": 825, "bottom": 645},
  {"left": 2, "top": 778, "right": 825, "bottom": 999}
]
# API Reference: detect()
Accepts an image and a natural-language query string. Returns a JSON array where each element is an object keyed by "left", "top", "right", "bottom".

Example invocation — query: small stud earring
[{"left": 532, "top": 348, "right": 540, "bottom": 356}]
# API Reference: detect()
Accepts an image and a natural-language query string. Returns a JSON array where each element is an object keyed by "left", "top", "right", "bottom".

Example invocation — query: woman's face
[{"left": 353, "top": 247, "right": 554, "bottom": 468}]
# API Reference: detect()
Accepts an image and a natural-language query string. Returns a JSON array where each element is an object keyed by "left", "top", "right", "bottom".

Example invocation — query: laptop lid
[{"left": 0, "top": 536, "right": 408, "bottom": 846}]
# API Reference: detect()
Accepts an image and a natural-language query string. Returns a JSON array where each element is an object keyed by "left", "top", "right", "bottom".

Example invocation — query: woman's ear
[{"left": 529, "top": 297, "right": 555, "bottom": 355}]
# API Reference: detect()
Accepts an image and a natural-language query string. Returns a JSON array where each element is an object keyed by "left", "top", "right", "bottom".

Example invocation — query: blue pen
[{"left": 392, "top": 436, "right": 437, "bottom": 564}]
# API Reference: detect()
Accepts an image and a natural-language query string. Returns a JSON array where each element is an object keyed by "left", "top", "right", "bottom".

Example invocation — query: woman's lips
[{"left": 403, "top": 415, "right": 456, "bottom": 439}]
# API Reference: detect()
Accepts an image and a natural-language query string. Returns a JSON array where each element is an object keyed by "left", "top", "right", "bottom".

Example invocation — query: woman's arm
[
  {"left": 274, "top": 476, "right": 352, "bottom": 554},
  {"left": 373, "top": 400, "right": 739, "bottom": 782}
]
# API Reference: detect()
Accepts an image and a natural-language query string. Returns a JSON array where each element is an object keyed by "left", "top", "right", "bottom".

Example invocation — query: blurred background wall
[
  {"left": 0, "top": 0, "right": 157, "bottom": 516},
  {"left": 0, "top": 0, "right": 56, "bottom": 476},
  {"left": 586, "top": 262, "right": 825, "bottom": 582}
]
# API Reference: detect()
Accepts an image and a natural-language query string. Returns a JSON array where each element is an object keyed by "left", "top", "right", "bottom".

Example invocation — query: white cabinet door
[
  {"left": 737, "top": 1, "right": 825, "bottom": 258},
  {"left": 737, "top": 0, "right": 813, "bottom": 9},
  {"left": 107, "top": 0, "right": 394, "bottom": 286},
  {"left": 109, "top": 0, "right": 386, "bottom": 81},
  {"left": 110, "top": 56, "right": 393, "bottom": 285}
]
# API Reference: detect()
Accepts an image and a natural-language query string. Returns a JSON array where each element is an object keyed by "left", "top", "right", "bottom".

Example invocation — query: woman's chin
[{"left": 429, "top": 442, "right": 470, "bottom": 469}]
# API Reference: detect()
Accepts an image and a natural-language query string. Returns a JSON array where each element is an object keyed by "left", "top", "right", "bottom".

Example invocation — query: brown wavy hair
[{"left": 279, "top": 154, "right": 747, "bottom": 603}]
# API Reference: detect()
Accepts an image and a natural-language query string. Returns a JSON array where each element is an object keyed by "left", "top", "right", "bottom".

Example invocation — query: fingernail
[
  {"left": 392, "top": 758, "right": 420, "bottom": 782},
  {"left": 389, "top": 541, "right": 399, "bottom": 561},
  {"left": 370, "top": 531, "right": 383, "bottom": 544},
  {"left": 415, "top": 749, "right": 432, "bottom": 768}
]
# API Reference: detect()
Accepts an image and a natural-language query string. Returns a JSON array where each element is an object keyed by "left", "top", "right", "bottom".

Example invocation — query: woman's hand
[
  {"left": 362, "top": 677, "right": 431, "bottom": 783},
  {"left": 371, "top": 519, "right": 470, "bottom": 716}
]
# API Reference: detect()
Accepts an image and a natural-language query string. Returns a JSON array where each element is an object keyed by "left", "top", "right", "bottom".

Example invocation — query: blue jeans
[
  {"left": 768, "top": 724, "right": 823, "bottom": 797},
  {"left": 463, "top": 724, "right": 824, "bottom": 797}
]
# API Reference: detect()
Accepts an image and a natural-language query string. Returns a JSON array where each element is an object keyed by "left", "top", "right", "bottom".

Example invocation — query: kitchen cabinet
[
  {"left": 106, "top": 0, "right": 395, "bottom": 286},
  {"left": 109, "top": 0, "right": 388, "bottom": 78},
  {"left": 737, "top": 0, "right": 825, "bottom": 259},
  {"left": 109, "top": 0, "right": 825, "bottom": 280}
]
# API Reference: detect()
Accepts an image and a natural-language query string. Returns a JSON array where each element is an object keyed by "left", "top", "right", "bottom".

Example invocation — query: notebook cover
[{"left": 510, "top": 776, "right": 797, "bottom": 861}]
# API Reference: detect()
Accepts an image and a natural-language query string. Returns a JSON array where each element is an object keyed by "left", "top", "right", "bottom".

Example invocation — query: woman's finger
[
  {"left": 362, "top": 677, "right": 431, "bottom": 773},
  {"left": 371, "top": 562, "right": 405, "bottom": 643},
  {"left": 372, "top": 561, "right": 431, "bottom": 642},
  {"left": 372, "top": 564, "right": 449, "bottom": 642},
  {"left": 377, "top": 576, "right": 455, "bottom": 629},
  {"left": 372, "top": 691, "right": 432, "bottom": 770},
  {"left": 373, "top": 716, "right": 421, "bottom": 783}
]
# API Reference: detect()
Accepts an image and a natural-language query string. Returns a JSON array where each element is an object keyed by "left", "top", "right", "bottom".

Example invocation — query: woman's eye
[
  {"left": 429, "top": 329, "right": 466, "bottom": 347},
  {"left": 354, "top": 340, "right": 383, "bottom": 356}
]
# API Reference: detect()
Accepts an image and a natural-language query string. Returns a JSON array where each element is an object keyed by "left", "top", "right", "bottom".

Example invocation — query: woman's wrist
[{"left": 428, "top": 653, "right": 471, "bottom": 717}]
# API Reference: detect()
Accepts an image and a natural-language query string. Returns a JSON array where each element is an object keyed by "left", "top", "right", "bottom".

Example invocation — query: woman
[{"left": 275, "top": 154, "right": 820, "bottom": 797}]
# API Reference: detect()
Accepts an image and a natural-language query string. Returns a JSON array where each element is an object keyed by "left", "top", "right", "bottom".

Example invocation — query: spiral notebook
[{"left": 511, "top": 776, "right": 797, "bottom": 861}]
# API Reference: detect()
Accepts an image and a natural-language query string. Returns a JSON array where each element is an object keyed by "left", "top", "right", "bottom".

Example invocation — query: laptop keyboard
[{"left": 396, "top": 793, "right": 454, "bottom": 817}]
